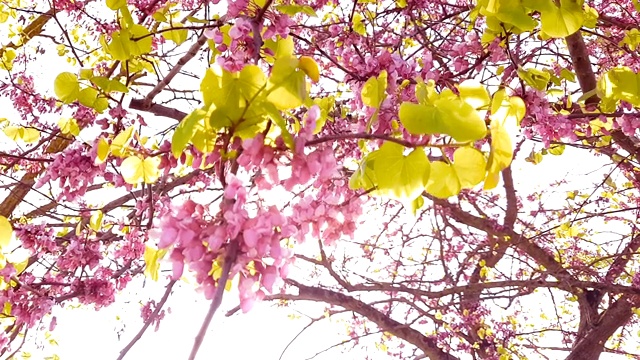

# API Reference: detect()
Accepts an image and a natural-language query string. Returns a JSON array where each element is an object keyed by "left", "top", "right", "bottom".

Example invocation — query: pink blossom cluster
[
  {"left": 35, "top": 143, "right": 106, "bottom": 201},
  {"left": 150, "top": 189, "right": 294, "bottom": 312},
  {"left": 14, "top": 224, "right": 60, "bottom": 254},
  {"left": 140, "top": 299, "right": 166, "bottom": 331},
  {"left": 4, "top": 73, "right": 57, "bottom": 121},
  {"left": 520, "top": 89, "right": 580, "bottom": 147}
]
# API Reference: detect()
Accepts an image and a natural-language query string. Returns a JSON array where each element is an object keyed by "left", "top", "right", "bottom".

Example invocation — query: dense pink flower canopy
[{"left": 1, "top": 0, "right": 640, "bottom": 359}]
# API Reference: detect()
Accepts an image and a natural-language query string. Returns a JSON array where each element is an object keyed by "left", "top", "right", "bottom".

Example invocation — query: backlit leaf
[
  {"left": 399, "top": 98, "right": 487, "bottom": 142},
  {"left": 361, "top": 70, "right": 388, "bottom": 108},
  {"left": 54, "top": 72, "right": 80, "bottom": 103},
  {"left": 121, "top": 156, "right": 161, "bottom": 184},
  {"left": 298, "top": 56, "right": 320, "bottom": 83},
  {"left": 453, "top": 147, "right": 487, "bottom": 188},
  {"left": 144, "top": 245, "right": 167, "bottom": 281},
  {"left": 426, "top": 161, "right": 460, "bottom": 199},
  {"left": 371, "top": 142, "right": 431, "bottom": 200},
  {"left": 266, "top": 56, "right": 306, "bottom": 110},
  {"left": 3, "top": 126, "right": 40, "bottom": 143},
  {"left": 111, "top": 126, "right": 134, "bottom": 157},
  {"left": 58, "top": 118, "right": 80, "bottom": 136},
  {"left": 538, "top": 0, "right": 585, "bottom": 38},
  {"left": 458, "top": 80, "right": 491, "bottom": 109},
  {"left": 89, "top": 210, "right": 103, "bottom": 232},
  {"left": 0, "top": 216, "right": 12, "bottom": 250},
  {"left": 172, "top": 109, "right": 205, "bottom": 158},
  {"left": 95, "top": 137, "right": 110, "bottom": 164},
  {"left": 484, "top": 120, "right": 513, "bottom": 190}
]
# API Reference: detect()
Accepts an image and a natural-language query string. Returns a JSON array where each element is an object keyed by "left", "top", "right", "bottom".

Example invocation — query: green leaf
[
  {"left": 95, "top": 137, "right": 110, "bottom": 164},
  {"left": 91, "top": 76, "right": 129, "bottom": 93},
  {"left": 371, "top": 142, "right": 431, "bottom": 200},
  {"left": 105, "top": 25, "right": 152, "bottom": 61},
  {"left": 266, "top": 56, "right": 306, "bottom": 110},
  {"left": 276, "top": 4, "right": 318, "bottom": 17},
  {"left": 0, "top": 48, "right": 16, "bottom": 70},
  {"left": 298, "top": 56, "right": 320, "bottom": 83},
  {"left": 560, "top": 68, "right": 577, "bottom": 83},
  {"left": 425, "top": 147, "right": 486, "bottom": 198},
  {"left": 200, "top": 65, "right": 246, "bottom": 122},
  {"left": 129, "top": 24, "right": 153, "bottom": 56},
  {"left": 104, "top": 31, "right": 130, "bottom": 61},
  {"left": 361, "top": 70, "right": 388, "bottom": 108},
  {"left": 538, "top": 0, "right": 585, "bottom": 38},
  {"left": 352, "top": 13, "right": 366, "bottom": 35},
  {"left": 238, "top": 64, "right": 267, "bottom": 100},
  {"left": 477, "top": 0, "right": 537, "bottom": 32},
  {"left": 263, "top": 35, "right": 294, "bottom": 63},
  {"left": 54, "top": 72, "right": 80, "bottom": 103},
  {"left": 490, "top": 89, "right": 526, "bottom": 125},
  {"left": 548, "top": 144, "right": 565, "bottom": 155},
  {"left": 399, "top": 98, "right": 487, "bottom": 142},
  {"left": 78, "top": 87, "right": 99, "bottom": 107}
]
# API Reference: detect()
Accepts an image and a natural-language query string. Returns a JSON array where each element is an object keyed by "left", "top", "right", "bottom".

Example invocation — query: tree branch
[
  {"left": 117, "top": 280, "right": 176, "bottom": 360},
  {"left": 286, "top": 279, "right": 459, "bottom": 360}
]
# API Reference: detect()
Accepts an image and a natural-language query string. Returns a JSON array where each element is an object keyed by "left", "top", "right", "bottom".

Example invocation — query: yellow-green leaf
[
  {"left": 111, "top": 126, "right": 134, "bottom": 157},
  {"left": 3, "top": 126, "right": 40, "bottom": 143},
  {"left": 0, "top": 49, "right": 16, "bottom": 71},
  {"left": 163, "top": 24, "right": 188, "bottom": 45},
  {"left": 298, "top": 56, "right": 320, "bottom": 83},
  {"left": 172, "top": 109, "right": 205, "bottom": 158},
  {"left": 361, "top": 70, "right": 388, "bottom": 108},
  {"left": 54, "top": 72, "right": 80, "bottom": 104},
  {"left": 458, "top": 80, "right": 490, "bottom": 109},
  {"left": 517, "top": 67, "right": 551, "bottom": 91},
  {"left": 95, "top": 137, "right": 110, "bottom": 164},
  {"left": 144, "top": 245, "right": 167, "bottom": 281},
  {"left": 106, "top": 0, "right": 126, "bottom": 10},
  {"left": 352, "top": 13, "right": 366, "bottom": 35},
  {"left": 121, "top": 156, "right": 161, "bottom": 184},
  {"left": 538, "top": 0, "right": 585, "bottom": 38},
  {"left": 266, "top": 56, "right": 306, "bottom": 110},
  {"left": 597, "top": 67, "right": 640, "bottom": 107},
  {"left": 58, "top": 117, "right": 80, "bottom": 136},
  {"left": 453, "top": 147, "right": 487, "bottom": 188},
  {"left": 490, "top": 89, "right": 526, "bottom": 125},
  {"left": 371, "top": 142, "right": 431, "bottom": 200},
  {"left": 89, "top": 210, "right": 103, "bottom": 232},
  {"left": 399, "top": 98, "right": 487, "bottom": 142},
  {"left": 426, "top": 161, "right": 460, "bottom": 199},
  {"left": 484, "top": 119, "right": 513, "bottom": 190},
  {"left": 0, "top": 216, "right": 12, "bottom": 250}
]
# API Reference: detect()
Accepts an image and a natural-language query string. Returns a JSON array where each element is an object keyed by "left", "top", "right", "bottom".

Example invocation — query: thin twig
[
  {"left": 117, "top": 280, "right": 177, "bottom": 360},
  {"left": 188, "top": 240, "right": 239, "bottom": 360}
]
